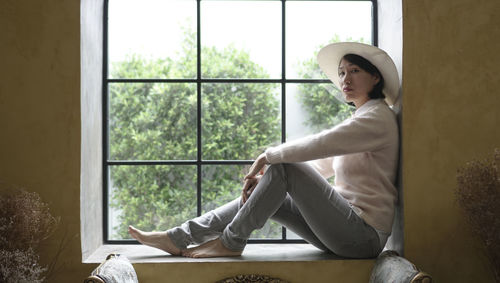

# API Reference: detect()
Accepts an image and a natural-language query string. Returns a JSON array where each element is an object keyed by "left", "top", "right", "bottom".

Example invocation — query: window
[{"left": 104, "top": 0, "right": 376, "bottom": 243}]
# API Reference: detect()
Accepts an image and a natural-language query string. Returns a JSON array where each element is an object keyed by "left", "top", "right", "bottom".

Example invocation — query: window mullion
[
  {"left": 196, "top": 0, "right": 202, "bottom": 217},
  {"left": 281, "top": 0, "right": 287, "bottom": 241},
  {"left": 103, "top": 0, "right": 110, "bottom": 243},
  {"left": 372, "top": 0, "right": 378, "bottom": 46}
]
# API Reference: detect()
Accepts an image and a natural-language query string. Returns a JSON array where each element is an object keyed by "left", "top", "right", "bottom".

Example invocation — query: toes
[
  {"left": 128, "top": 227, "right": 140, "bottom": 239},
  {"left": 182, "top": 247, "right": 202, "bottom": 258},
  {"left": 188, "top": 250, "right": 202, "bottom": 258},
  {"left": 128, "top": 226, "right": 138, "bottom": 235}
]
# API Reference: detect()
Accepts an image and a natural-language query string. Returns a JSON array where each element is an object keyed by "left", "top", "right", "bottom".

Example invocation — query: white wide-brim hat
[{"left": 317, "top": 42, "right": 400, "bottom": 106}]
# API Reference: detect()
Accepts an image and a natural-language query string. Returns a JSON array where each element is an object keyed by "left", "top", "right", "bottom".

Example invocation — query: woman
[{"left": 129, "top": 42, "right": 400, "bottom": 259}]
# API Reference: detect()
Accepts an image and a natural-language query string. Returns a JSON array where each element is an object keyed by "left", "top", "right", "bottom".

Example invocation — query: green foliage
[
  {"left": 109, "top": 31, "right": 281, "bottom": 239},
  {"left": 109, "top": 30, "right": 364, "bottom": 240}
]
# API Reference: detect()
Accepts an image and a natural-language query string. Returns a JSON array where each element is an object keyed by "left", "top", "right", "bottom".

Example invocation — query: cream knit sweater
[{"left": 265, "top": 99, "right": 399, "bottom": 233}]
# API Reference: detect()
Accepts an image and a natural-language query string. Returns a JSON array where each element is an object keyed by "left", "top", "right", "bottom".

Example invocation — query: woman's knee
[
  {"left": 264, "top": 164, "right": 286, "bottom": 180},
  {"left": 265, "top": 163, "right": 318, "bottom": 184},
  {"left": 281, "top": 163, "right": 318, "bottom": 179}
]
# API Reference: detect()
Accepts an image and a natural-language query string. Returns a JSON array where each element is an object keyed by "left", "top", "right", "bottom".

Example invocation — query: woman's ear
[{"left": 372, "top": 73, "right": 381, "bottom": 85}]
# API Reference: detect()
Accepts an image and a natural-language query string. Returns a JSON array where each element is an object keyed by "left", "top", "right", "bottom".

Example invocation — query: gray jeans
[{"left": 167, "top": 163, "right": 382, "bottom": 258}]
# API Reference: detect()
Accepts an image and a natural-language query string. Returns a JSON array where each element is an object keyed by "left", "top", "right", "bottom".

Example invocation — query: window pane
[
  {"left": 108, "top": 165, "right": 197, "bottom": 240},
  {"left": 286, "top": 83, "right": 354, "bottom": 141},
  {"left": 286, "top": 1, "right": 372, "bottom": 79},
  {"left": 202, "top": 165, "right": 281, "bottom": 239},
  {"left": 202, "top": 83, "right": 281, "bottom": 160},
  {"left": 286, "top": 229, "right": 302, "bottom": 240},
  {"left": 201, "top": 1, "right": 281, "bottom": 79},
  {"left": 108, "top": 0, "right": 197, "bottom": 79},
  {"left": 109, "top": 83, "right": 197, "bottom": 160},
  {"left": 105, "top": 0, "right": 375, "bottom": 242},
  {"left": 201, "top": 164, "right": 244, "bottom": 214}
]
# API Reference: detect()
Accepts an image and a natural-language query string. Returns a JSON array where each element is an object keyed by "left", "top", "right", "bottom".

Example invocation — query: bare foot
[
  {"left": 182, "top": 238, "right": 242, "bottom": 258},
  {"left": 128, "top": 225, "right": 182, "bottom": 256}
]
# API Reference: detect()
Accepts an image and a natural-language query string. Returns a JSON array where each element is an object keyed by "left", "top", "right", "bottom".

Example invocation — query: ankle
[{"left": 218, "top": 237, "right": 244, "bottom": 253}]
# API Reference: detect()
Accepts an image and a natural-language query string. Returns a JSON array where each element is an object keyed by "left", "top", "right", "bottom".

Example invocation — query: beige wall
[
  {"left": 0, "top": 0, "right": 92, "bottom": 280},
  {"left": 403, "top": 0, "right": 500, "bottom": 281},
  {"left": 0, "top": 0, "right": 498, "bottom": 282}
]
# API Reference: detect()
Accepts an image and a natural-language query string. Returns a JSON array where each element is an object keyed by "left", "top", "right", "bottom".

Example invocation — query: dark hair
[{"left": 341, "top": 53, "right": 385, "bottom": 100}]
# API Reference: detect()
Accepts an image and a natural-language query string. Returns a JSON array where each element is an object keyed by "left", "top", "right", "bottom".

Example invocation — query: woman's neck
[{"left": 353, "top": 97, "right": 370, "bottom": 109}]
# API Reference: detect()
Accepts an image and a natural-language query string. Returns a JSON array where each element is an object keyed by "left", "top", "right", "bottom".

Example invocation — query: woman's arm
[{"left": 264, "top": 107, "right": 396, "bottom": 164}]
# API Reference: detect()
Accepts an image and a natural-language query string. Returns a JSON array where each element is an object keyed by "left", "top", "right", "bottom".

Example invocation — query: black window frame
[{"left": 103, "top": 0, "right": 378, "bottom": 244}]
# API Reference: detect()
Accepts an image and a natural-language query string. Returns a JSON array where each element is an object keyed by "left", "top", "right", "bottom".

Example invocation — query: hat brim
[{"left": 317, "top": 42, "right": 400, "bottom": 106}]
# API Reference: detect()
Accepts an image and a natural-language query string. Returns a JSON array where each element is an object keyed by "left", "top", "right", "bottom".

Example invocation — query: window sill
[{"left": 83, "top": 243, "right": 360, "bottom": 264}]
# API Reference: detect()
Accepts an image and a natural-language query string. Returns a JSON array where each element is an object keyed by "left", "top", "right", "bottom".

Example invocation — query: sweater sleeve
[{"left": 265, "top": 109, "right": 393, "bottom": 164}]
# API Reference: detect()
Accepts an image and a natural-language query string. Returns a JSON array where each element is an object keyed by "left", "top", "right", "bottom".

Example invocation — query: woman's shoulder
[
  {"left": 350, "top": 101, "right": 398, "bottom": 138},
  {"left": 356, "top": 99, "right": 397, "bottom": 122}
]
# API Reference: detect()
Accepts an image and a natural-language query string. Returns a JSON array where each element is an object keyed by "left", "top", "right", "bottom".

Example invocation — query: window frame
[{"left": 102, "top": 0, "right": 378, "bottom": 244}]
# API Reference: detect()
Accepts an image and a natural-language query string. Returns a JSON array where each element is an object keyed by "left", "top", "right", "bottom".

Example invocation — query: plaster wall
[
  {"left": 81, "top": 0, "right": 104, "bottom": 260},
  {"left": 0, "top": 0, "right": 93, "bottom": 279},
  {"left": 403, "top": 0, "right": 500, "bottom": 281},
  {"left": 0, "top": 0, "right": 499, "bottom": 282},
  {"left": 378, "top": 0, "right": 404, "bottom": 255}
]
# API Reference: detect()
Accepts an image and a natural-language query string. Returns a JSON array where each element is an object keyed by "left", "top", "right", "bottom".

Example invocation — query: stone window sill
[{"left": 83, "top": 243, "right": 363, "bottom": 264}]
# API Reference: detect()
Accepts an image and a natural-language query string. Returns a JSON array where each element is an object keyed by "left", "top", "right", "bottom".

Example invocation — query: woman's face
[{"left": 338, "top": 58, "right": 380, "bottom": 108}]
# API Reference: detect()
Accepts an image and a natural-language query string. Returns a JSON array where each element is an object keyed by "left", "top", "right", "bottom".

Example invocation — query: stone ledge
[{"left": 83, "top": 243, "right": 369, "bottom": 264}]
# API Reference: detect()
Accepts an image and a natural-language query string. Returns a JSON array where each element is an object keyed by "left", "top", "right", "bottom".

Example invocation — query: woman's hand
[
  {"left": 245, "top": 153, "right": 269, "bottom": 180},
  {"left": 241, "top": 153, "right": 270, "bottom": 204},
  {"left": 241, "top": 175, "right": 261, "bottom": 204}
]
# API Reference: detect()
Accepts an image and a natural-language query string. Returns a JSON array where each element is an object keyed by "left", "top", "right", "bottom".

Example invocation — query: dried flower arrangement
[
  {"left": 0, "top": 188, "right": 59, "bottom": 283},
  {"left": 455, "top": 149, "right": 500, "bottom": 283}
]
